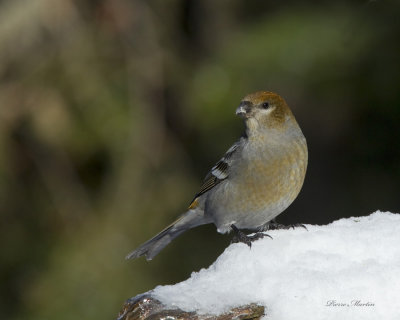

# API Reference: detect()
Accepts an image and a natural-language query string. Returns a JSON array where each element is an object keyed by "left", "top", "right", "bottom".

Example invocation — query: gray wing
[{"left": 188, "top": 138, "right": 244, "bottom": 208}]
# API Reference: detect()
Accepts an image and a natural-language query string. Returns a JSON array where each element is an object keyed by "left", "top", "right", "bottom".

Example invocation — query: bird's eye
[{"left": 262, "top": 102, "right": 270, "bottom": 109}]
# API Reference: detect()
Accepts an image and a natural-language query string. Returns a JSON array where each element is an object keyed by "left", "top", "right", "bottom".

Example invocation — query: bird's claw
[
  {"left": 230, "top": 225, "right": 272, "bottom": 247},
  {"left": 248, "top": 232, "right": 273, "bottom": 241},
  {"left": 267, "top": 222, "right": 308, "bottom": 231}
]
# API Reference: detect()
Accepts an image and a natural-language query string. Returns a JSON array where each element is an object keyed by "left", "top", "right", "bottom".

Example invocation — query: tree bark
[{"left": 117, "top": 294, "right": 265, "bottom": 320}]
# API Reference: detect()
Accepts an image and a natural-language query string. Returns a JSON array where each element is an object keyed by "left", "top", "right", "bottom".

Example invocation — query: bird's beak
[{"left": 236, "top": 101, "right": 251, "bottom": 118}]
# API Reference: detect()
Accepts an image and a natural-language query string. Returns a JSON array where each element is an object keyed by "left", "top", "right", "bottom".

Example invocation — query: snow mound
[{"left": 152, "top": 211, "right": 400, "bottom": 319}]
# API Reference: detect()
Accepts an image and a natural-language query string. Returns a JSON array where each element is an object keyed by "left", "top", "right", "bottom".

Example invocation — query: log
[{"left": 117, "top": 294, "right": 265, "bottom": 320}]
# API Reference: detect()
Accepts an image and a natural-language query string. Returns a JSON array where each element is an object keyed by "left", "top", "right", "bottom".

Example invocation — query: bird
[{"left": 126, "top": 91, "right": 308, "bottom": 260}]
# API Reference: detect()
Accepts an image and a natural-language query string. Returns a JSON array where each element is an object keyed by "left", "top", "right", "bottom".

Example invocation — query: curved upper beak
[{"left": 236, "top": 101, "right": 251, "bottom": 117}]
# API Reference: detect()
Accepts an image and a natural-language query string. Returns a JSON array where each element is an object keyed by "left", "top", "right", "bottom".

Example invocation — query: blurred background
[{"left": 0, "top": 0, "right": 399, "bottom": 319}]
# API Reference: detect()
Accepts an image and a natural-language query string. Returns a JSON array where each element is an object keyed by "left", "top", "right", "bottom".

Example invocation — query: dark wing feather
[
  {"left": 188, "top": 139, "right": 243, "bottom": 207},
  {"left": 195, "top": 175, "right": 220, "bottom": 199}
]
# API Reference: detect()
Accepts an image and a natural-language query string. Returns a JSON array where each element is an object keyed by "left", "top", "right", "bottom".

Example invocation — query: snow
[{"left": 152, "top": 211, "right": 400, "bottom": 319}]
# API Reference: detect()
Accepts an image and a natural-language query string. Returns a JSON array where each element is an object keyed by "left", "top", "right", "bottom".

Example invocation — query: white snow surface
[{"left": 152, "top": 211, "right": 400, "bottom": 319}]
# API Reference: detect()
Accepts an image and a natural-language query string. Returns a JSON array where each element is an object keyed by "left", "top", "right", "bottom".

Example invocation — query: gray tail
[{"left": 126, "top": 210, "right": 208, "bottom": 261}]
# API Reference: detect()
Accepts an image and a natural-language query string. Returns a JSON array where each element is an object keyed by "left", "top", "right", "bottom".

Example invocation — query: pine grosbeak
[{"left": 127, "top": 91, "right": 308, "bottom": 260}]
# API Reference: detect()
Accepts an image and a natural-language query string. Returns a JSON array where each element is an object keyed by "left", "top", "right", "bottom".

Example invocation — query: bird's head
[{"left": 236, "top": 91, "right": 297, "bottom": 134}]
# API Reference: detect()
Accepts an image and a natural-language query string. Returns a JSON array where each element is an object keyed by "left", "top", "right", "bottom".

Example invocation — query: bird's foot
[
  {"left": 248, "top": 232, "right": 273, "bottom": 241},
  {"left": 267, "top": 222, "right": 308, "bottom": 231},
  {"left": 230, "top": 224, "right": 272, "bottom": 247}
]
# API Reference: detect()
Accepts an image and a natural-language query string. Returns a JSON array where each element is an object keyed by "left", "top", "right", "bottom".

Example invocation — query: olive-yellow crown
[{"left": 236, "top": 91, "right": 296, "bottom": 131}]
